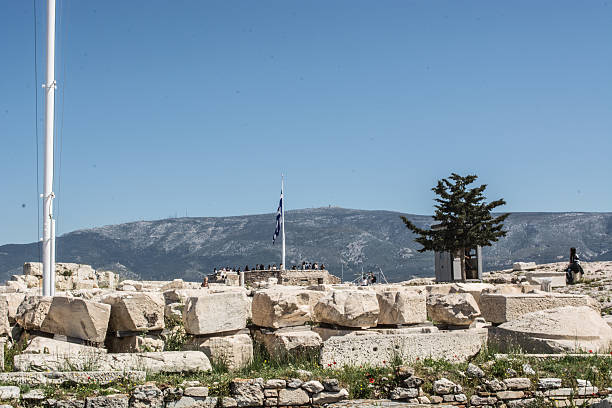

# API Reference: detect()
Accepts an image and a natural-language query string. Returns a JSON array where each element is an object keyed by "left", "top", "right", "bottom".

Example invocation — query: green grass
[
  {"left": 3, "top": 342, "right": 612, "bottom": 402},
  {"left": 3, "top": 333, "right": 29, "bottom": 372},
  {"left": 163, "top": 312, "right": 191, "bottom": 352}
]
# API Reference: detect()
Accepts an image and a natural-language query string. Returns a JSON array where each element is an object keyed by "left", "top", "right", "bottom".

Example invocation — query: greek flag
[{"left": 273, "top": 191, "right": 283, "bottom": 244}]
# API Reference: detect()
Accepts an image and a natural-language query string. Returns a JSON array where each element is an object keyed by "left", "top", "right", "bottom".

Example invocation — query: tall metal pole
[
  {"left": 42, "top": 0, "right": 56, "bottom": 297},
  {"left": 281, "top": 175, "right": 286, "bottom": 270},
  {"left": 50, "top": 219, "right": 56, "bottom": 296}
]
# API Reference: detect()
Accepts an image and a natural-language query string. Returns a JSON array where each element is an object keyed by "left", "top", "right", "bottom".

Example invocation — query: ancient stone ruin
[{"left": 0, "top": 261, "right": 611, "bottom": 407}]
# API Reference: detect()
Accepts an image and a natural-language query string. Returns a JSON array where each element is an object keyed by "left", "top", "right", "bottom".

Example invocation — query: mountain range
[{"left": 1, "top": 208, "right": 611, "bottom": 283}]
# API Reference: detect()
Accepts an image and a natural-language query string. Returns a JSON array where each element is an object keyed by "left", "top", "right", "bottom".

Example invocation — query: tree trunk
[{"left": 455, "top": 248, "right": 466, "bottom": 282}]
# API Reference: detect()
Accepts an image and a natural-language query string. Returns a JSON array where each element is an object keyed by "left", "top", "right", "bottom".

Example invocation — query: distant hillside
[{"left": 1, "top": 208, "right": 611, "bottom": 283}]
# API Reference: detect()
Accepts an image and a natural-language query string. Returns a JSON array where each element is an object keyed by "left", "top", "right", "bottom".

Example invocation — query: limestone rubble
[
  {"left": 16, "top": 296, "right": 110, "bottom": 343},
  {"left": 183, "top": 290, "right": 248, "bottom": 335},
  {"left": 375, "top": 288, "right": 427, "bottom": 325},
  {"left": 102, "top": 292, "right": 165, "bottom": 332},
  {"left": 313, "top": 289, "right": 380, "bottom": 328},
  {"left": 426, "top": 293, "right": 481, "bottom": 326},
  {"left": 2, "top": 259, "right": 612, "bottom": 386},
  {"left": 251, "top": 288, "right": 324, "bottom": 328}
]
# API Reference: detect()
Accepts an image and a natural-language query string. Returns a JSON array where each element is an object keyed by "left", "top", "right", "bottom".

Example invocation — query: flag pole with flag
[{"left": 273, "top": 175, "right": 286, "bottom": 270}]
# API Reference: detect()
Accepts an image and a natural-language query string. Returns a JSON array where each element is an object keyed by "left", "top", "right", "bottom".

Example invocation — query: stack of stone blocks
[
  {"left": 224, "top": 378, "right": 348, "bottom": 408},
  {"left": 0, "top": 260, "right": 608, "bottom": 380}
]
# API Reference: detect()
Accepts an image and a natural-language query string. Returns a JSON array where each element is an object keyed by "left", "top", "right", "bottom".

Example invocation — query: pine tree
[{"left": 401, "top": 173, "right": 509, "bottom": 280}]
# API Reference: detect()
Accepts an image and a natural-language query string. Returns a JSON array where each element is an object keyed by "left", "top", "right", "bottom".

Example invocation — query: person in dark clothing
[{"left": 566, "top": 248, "right": 585, "bottom": 284}]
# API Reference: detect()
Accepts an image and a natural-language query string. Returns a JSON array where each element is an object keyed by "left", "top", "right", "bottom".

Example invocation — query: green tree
[{"left": 401, "top": 173, "right": 509, "bottom": 280}]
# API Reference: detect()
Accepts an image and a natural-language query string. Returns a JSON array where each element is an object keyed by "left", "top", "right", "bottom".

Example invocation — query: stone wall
[
  {"left": 0, "top": 372, "right": 610, "bottom": 408},
  {"left": 279, "top": 270, "right": 341, "bottom": 286},
  {"left": 0, "top": 377, "right": 348, "bottom": 408},
  {"left": 384, "top": 373, "right": 608, "bottom": 407},
  {"left": 238, "top": 269, "right": 340, "bottom": 287}
]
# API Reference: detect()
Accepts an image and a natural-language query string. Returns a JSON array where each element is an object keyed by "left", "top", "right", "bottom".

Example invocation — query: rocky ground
[
  {"left": 4, "top": 260, "right": 612, "bottom": 407},
  {"left": 484, "top": 261, "right": 612, "bottom": 313}
]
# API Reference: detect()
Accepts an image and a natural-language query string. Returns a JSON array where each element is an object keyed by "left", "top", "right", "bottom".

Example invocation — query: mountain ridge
[{"left": 1, "top": 207, "right": 611, "bottom": 283}]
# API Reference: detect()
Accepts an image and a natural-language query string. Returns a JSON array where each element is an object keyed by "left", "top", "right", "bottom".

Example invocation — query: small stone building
[
  {"left": 209, "top": 268, "right": 340, "bottom": 287},
  {"left": 434, "top": 246, "right": 483, "bottom": 282}
]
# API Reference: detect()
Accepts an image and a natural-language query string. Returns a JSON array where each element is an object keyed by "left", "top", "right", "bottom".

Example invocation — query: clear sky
[{"left": 2, "top": 1, "right": 611, "bottom": 245}]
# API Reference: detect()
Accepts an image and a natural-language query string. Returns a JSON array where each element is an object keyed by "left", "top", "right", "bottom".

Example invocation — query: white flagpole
[
  {"left": 281, "top": 175, "right": 286, "bottom": 270},
  {"left": 42, "top": 0, "right": 56, "bottom": 297}
]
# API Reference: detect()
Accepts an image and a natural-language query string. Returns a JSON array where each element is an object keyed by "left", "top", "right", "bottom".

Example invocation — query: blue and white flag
[{"left": 273, "top": 190, "right": 283, "bottom": 244}]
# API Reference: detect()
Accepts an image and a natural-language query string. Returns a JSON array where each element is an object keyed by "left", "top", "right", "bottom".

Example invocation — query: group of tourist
[
  {"left": 212, "top": 261, "right": 326, "bottom": 274},
  {"left": 360, "top": 272, "right": 377, "bottom": 286},
  {"left": 290, "top": 261, "right": 325, "bottom": 270}
]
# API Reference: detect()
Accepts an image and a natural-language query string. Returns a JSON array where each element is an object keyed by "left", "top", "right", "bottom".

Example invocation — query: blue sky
[{"left": 1, "top": 1, "right": 611, "bottom": 245}]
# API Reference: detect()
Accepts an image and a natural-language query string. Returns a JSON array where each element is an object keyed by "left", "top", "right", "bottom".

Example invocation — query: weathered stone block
[
  {"left": 390, "top": 387, "right": 418, "bottom": 399},
  {"left": 251, "top": 288, "right": 324, "bottom": 328},
  {"left": 11, "top": 274, "right": 39, "bottom": 289},
  {"left": 538, "top": 378, "right": 562, "bottom": 389},
  {"left": 0, "top": 371, "right": 145, "bottom": 386},
  {"left": 16, "top": 296, "right": 110, "bottom": 343},
  {"left": 106, "top": 335, "right": 164, "bottom": 353},
  {"left": 497, "top": 391, "right": 525, "bottom": 399},
  {"left": 302, "top": 380, "right": 324, "bottom": 393},
  {"left": 489, "top": 306, "right": 612, "bottom": 353},
  {"left": 376, "top": 289, "right": 427, "bottom": 325},
  {"left": 51, "top": 400, "right": 86, "bottom": 408},
  {"left": 0, "top": 386, "right": 19, "bottom": 399},
  {"left": 166, "top": 397, "right": 217, "bottom": 408},
  {"left": 503, "top": 378, "right": 531, "bottom": 390},
  {"left": 312, "top": 389, "right": 349, "bottom": 404},
  {"left": 186, "top": 333, "right": 253, "bottom": 370},
  {"left": 220, "top": 397, "right": 237, "bottom": 408},
  {"left": 85, "top": 394, "right": 129, "bottom": 408},
  {"left": 403, "top": 376, "right": 424, "bottom": 388},
  {"left": 433, "top": 378, "right": 462, "bottom": 395},
  {"left": 278, "top": 388, "right": 309, "bottom": 406},
  {"left": 0, "top": 293, "right": 26, "bottom": 323},
  {"left": 263, "top": 390, "right": 278, "bottom": 399},
  {"left": 480, "top": 293, "right": 595, "bottom": 324},
  {"left": 183, "top": 291, "right": 248, "bottom": 335},
  {"left": 323, "top": 379, "right": 340, "bottom": 392},
  {"left": 230, "top": 378, "right": 264, "bottom": 407},
  {"left": 313, "top": 290, "right": 379, "bottom": 328},
  {"left": 95, "top": 271, "right": 117, "bottom": 289},
  {"left": 525, "top": 271, "right": 566, "bottom": 288},
  {"left": 102, "top": 292, "right": 165, "bottom": 332},
  {"left": 320, "top": 328, "right": 487, "bottom": 367},
  {"left": 507, "top": 398, "right": 536, "bottom": 408},
  {"left": 427, "top": 293, "right": 481, "bottom": 326},
  {"left": 264, "top": 380, "right": 286, "bottom": 389},
  {"left": 466, "top": 363, "right": 485, "bottom": 378},
  {"left": 455, "top": 393, "right": 467, "bottom": 403},
  {"left": 24, "top": 262, "right": 43, "bottom": 277},
  {"left": 0, "top": 298, "right": 9, "bottom": 336},
  {"left": 513, "top": 262, "right": 537, "bottom": 271},
  {"left": 184, "top": 387, "right": 209, "bottom": 398},
  {"left": 470, "top": 394, "right": 497, "bottom": 405},
  {"left": 14, "top": 351, "right": 211, "bottom": 373},
  {"left": 130, "top": 385, "right": 163, "bottom": 408},
  {"left": 24, "top": 336, "right": 107, "bottom": 356},
  {"left": 254, "top": 328, "right": 322, "bottom": 359}
]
